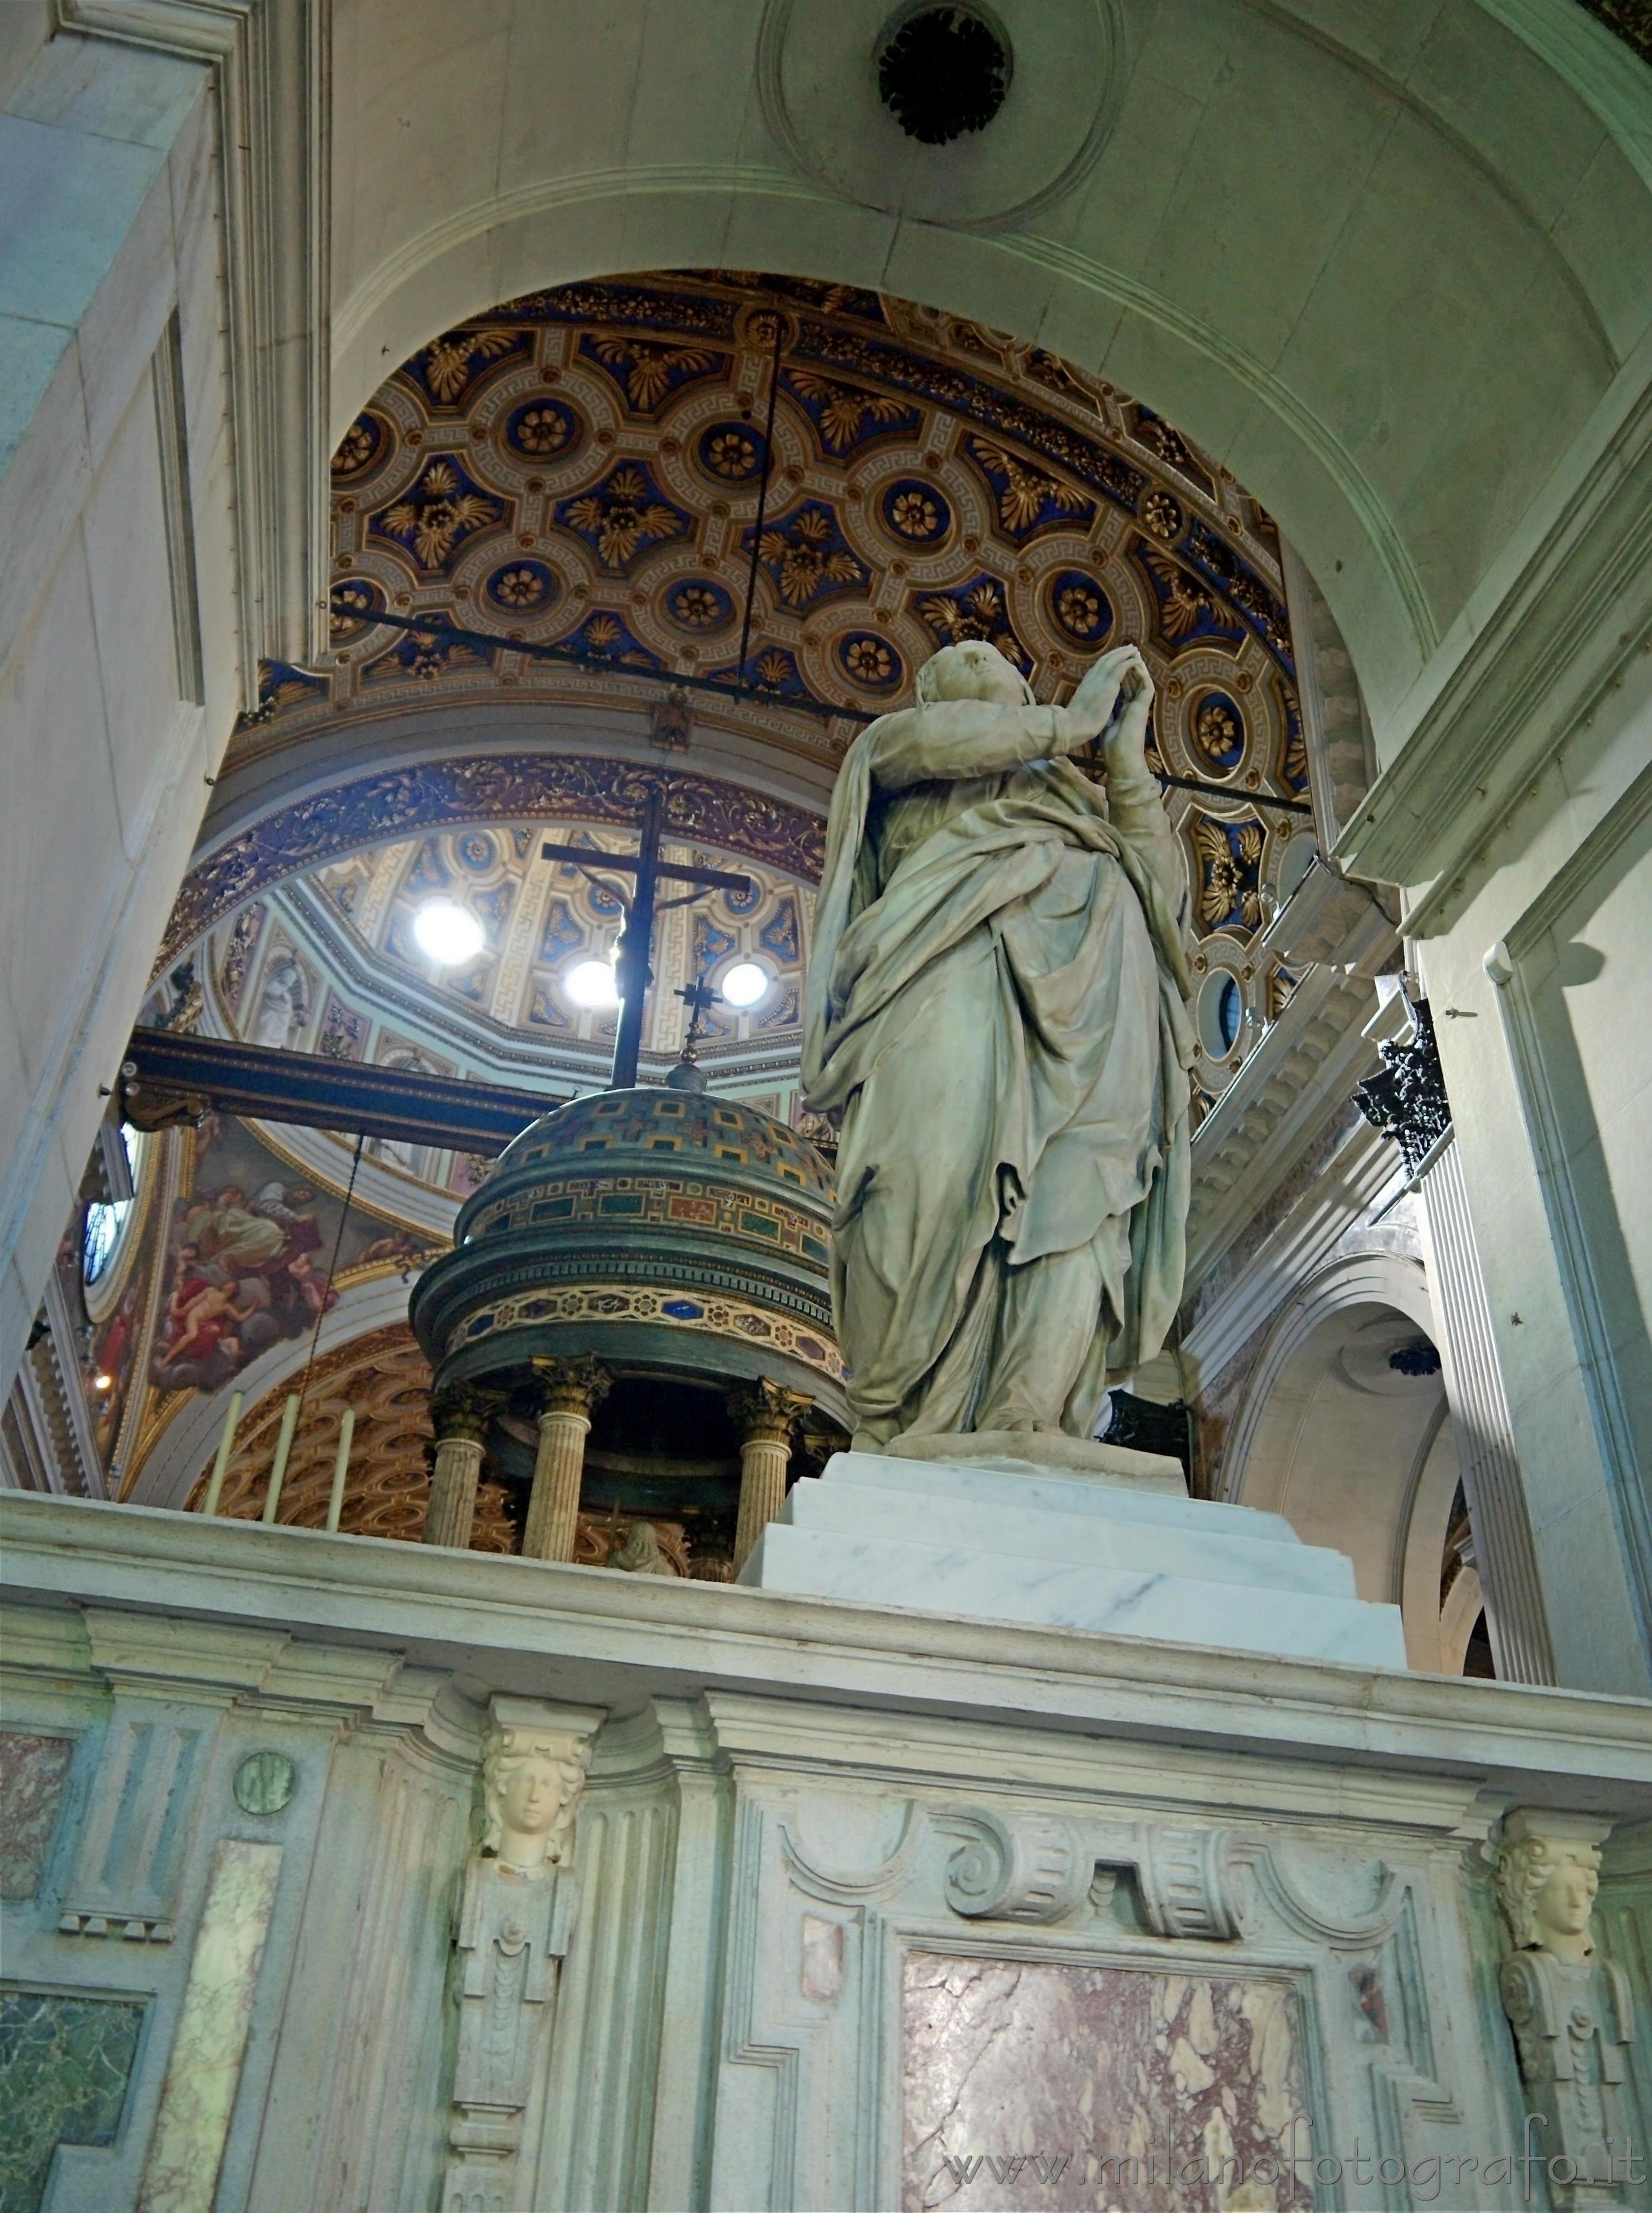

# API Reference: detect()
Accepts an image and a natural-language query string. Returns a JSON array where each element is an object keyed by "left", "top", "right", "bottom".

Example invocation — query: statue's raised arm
[{"left": 804, "top": 636, "right": 1194, "bottom": 1454}]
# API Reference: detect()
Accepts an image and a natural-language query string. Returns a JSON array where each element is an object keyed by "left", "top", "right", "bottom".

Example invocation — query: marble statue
[
  {"left": 252, "top": 954, "right": 310, "bottom": 1050},
  {"left": 609, "top": 1520, "right": 679, "bottom": 1576},
  {"left": 444, "top": 1701, "right": 599, "bottom": 2211},
  {"left": 802, "top": 637, "right": 1192, "bottom": 1449},
  {"left": 1494, "top": 1810, "right": 1638, "bottom": 2202}
]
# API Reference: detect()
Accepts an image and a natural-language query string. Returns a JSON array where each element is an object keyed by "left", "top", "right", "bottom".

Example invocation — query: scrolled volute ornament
[
  {"left": 944, "top": 1807, "right": 1087, "bottom": 1925},
  {"left": 1134, "top": 1824, "right": 1242, "bottom": 1942}
]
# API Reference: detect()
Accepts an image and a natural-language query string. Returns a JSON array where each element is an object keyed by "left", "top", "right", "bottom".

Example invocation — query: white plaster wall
[
  {"left": 0, "top": 34, "right": 242, "bottom": 1401},
  {"left": 1418, "top": 670, "right": 1652, "bottom": 1699}
]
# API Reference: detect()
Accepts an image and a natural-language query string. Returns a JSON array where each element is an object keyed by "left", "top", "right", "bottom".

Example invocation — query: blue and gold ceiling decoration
[
  {"left": 219, "top": 270, "right": 1316, "bottom": 1110},
  {"left": 264, "top": 270, "right": 1300, "bottom": 771}
]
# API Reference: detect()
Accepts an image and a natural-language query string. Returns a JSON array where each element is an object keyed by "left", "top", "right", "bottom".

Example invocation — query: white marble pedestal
[{"left": 739, "top": 1444, "right": 1408, "bottom": 1667}]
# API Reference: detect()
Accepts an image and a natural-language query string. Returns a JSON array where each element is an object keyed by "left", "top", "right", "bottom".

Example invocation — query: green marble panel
[{"left": 0, "top": 1988, "right": 144, "bottom": 2213}]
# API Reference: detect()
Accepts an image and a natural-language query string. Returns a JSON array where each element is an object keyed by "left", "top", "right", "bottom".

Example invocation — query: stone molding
[
  {"left": 1337, "top": 329, "right": 1652, "bottom": 927},
  {"left": 57, "top": 0, "right": 330, "bottom": 690},
  {"left": 939, "top": 1805, "right": 1242, "bottom": 1936},
  {"left": 1213, "top": 1246, "right": 1437, "bottom": 1509},
  {"left": 1187, "top": 962, "right": 1390, "bottom": 1289},
  {"left": 1180, "top": 1114, "right": 1398, "bottom": 1391},
  {"left": 7, "top": 1504, "right": 1652, "bottom": 1807}
]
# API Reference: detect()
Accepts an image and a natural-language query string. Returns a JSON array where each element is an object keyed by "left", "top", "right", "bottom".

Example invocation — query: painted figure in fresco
[
  {"left": 180, "top": 1185, "right": 286, "bottom": 1273},
  {"left": 803, "top": 638, "right": 1192, "bottom": 1449},
  {"left": 151, "top": 1169, "right": 334, "bottom": 1389}
]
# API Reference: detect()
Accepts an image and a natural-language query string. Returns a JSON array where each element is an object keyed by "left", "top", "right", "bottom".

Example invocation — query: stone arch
[{"left": 1223, "top": 1248, "right": 1467, "bottom": 1672}]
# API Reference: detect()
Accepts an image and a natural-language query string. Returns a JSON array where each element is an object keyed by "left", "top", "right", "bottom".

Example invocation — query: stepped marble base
[
  {"left": 740, "top": 1447, "right": 1408, "bottom": 1666},
  {"left": 881, "top": 1427, "right": 1188, "bottom": 1492}
]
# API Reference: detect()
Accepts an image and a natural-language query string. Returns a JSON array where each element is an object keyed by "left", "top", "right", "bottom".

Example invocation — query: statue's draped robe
[{"left": 802, "top": 698, "right": 1194, "bottom": 1445}]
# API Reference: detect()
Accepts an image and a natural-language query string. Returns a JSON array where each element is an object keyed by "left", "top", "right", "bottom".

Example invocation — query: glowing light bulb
[
  {"left": 413, "top": 900, "right": 485, "bottom": 966},
  {"left": 92, "top": 1372, "right": 113, "bottom": 1392},
  {"left": 722, "top": 961, "right": 769, "bottom": 1008},
  {"left": 567, "top": 957, "right": 620, "bottom": 1009}
]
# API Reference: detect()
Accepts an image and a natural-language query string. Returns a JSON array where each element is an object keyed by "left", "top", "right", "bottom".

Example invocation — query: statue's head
[
  {"left": 1495, "top": 1825, "right": 1601, "bottom": 1957},
  {"left": 480, "top": 1718, "right": 592, "bottom": 1873},
  {"left": 917, "top": 639, "right": 1034, "bottom": 709}
]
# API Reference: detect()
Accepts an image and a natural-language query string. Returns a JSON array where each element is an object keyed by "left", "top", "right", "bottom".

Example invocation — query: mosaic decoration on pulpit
[{"left": 220, "top": 271, "right": 1309, "bottom": 1111}]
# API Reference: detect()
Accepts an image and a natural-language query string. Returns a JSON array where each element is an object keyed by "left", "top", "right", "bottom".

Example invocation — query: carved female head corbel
[
  {"left": 479, "top": 1714, "right": 593, "bottom": 1875},
  {"left": 1495, "top": 1811, "right": 1604, "bottom": 1964}
]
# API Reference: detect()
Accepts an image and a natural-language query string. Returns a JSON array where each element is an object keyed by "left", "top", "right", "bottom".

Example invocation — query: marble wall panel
[
  {"left": 0, "top": 1730, "right": 74, "bottom": 1898},
  {"left": 136, "top": 1836, "right": 282, "bottom": 2213},
  {"left": 902, "top": 1952, "right": 1313, "bottom": 2213},
  {"left": 0, "top": 1987, "right": 144, "bottom": 2213}
]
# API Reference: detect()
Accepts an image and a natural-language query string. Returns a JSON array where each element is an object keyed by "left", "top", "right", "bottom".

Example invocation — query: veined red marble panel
[
  {"left": 0, "top": 1732, "right": 74, "bottom": 1899},
  {"left": 903, "top": 1951, "right": 1313, "bottom": 2212}
]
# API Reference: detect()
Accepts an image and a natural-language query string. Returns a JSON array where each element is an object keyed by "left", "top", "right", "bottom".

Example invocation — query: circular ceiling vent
[{"left": 876, "top": 7, "right": 1012, "bottom": 146}]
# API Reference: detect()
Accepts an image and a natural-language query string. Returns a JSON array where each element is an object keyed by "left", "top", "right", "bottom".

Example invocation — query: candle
[
  {"left": 201, "top": 1390, "right": 244, "bottom": 1517},
  {"left": 262, "top": 1393, "right": 301, "bottom": 1525},
  {"left": 325, "top": 1408, "right": 355, "bottom": 1534}
]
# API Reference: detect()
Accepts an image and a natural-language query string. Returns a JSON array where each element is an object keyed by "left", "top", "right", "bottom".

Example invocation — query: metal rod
[
  {"left": 201, "top": 1389, "right": 244, "bottom": 1516},
  {"left": 1152, "top": 771, "right": 1313, "bottom": 816},
  {"left": 736, "top": 311, "right": 786, "bottom": 695},
  {"left": 326, "top": 1407, "right": 355, "bottom": 1535},
  {"left": 336, "top": 601, "right": 851, "bottom": 724},
  {"left": 336, "top": 603, "right": 1314, "bottom": 814}
]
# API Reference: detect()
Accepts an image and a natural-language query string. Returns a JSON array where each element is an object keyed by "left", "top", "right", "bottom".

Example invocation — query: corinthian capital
[
  {"left": 429, "top": 1382, "right": 497, "bottom": 1444},
  {"left": 531, "top": 1355, "right": 613, "bottom": 1420},
  {"left": 728, "top": 1378, "right": 812, "bottom": 1446}
]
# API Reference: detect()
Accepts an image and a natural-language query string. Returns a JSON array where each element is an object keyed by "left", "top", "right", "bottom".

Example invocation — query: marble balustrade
[{"left": 1, "top": 1492, "right": 1648, "bottom": 2212}]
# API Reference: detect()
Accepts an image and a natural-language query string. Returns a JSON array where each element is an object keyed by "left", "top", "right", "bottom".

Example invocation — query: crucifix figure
[
  {"left": 665, "top": 972, "right": 723, "bottom": 1093},
  {"left": 542, "top": 786, "right": 753, "bottom": 1087}
]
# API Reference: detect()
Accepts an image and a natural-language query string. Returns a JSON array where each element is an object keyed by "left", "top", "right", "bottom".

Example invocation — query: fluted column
[
  {"left": 522, "top": 1357, "right": 613, "bottom": 1563},
  {"left": 1417, "top": 1141, "right": 1557, "bottom": 1683},
  {"left": 730, "top": 1380, "right": 811, "bottom": 1572},
  {"left": 422, "top": 1385, "right": 495, "bottom": 1551}
]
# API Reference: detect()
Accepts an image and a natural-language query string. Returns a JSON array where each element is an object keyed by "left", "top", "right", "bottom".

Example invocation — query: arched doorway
[{"left": 1223, "top": 1252, "right": 1474, "bottom": 1673}]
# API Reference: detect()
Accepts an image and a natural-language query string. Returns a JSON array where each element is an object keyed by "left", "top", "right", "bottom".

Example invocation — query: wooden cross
[{"left": 542, "top": 786, "right": 753, "bottom": 1088}]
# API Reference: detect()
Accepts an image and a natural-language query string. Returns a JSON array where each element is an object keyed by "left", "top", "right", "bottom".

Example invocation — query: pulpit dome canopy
[{"left": 409, "top": 1085, "right": 843, "bottom": 1422}]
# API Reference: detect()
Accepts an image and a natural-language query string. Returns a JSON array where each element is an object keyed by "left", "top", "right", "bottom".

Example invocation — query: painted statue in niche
[
  {"left": 902, "top": 1952, "right": 1312, "bottom": 2212},
  {"left": 803, "top": 639, "right": 1192, "bottom": 1448},
  {"left": 251, "top": 951, "right": 310, "bottom": 1049},
  {"left": 444, "top": 1704, "right": 595, "bottom": 2210},
  {"left": 1494, "top": 1811, "right": 1638, "bottom": 2204}
]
